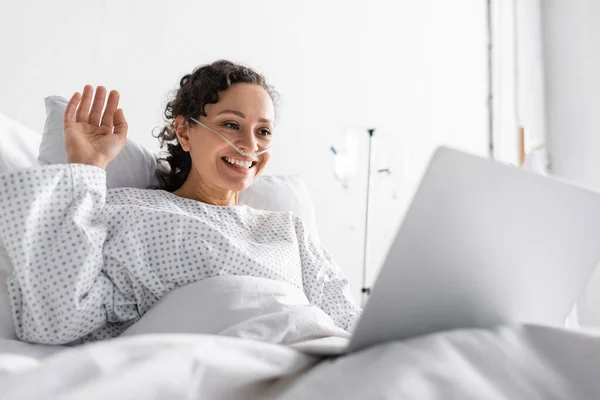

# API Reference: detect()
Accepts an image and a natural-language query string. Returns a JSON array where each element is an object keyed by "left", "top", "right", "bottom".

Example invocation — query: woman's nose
[{"left": 235, "top": 128, "right": 259, "bottom": 152}]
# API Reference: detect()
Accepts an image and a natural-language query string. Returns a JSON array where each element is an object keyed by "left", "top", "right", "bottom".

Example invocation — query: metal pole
[
  {"left": 361, "top": 129, "right": 374, "bottom": 307},
  {"left": 487, "top": 0, "right": 495, "bottom": 159}
]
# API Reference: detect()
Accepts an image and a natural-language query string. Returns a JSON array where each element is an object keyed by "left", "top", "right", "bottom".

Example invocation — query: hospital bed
[{"left": 1, "top": 110, "right": 600, "bottom": 399}]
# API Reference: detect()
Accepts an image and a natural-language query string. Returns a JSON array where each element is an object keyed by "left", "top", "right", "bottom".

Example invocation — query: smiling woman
[
  {"left": 155, "top": 60, "right": 279, "bottom": 206},
  {"left": 0, "top": 59, "right": 361, "bottom": 345}
]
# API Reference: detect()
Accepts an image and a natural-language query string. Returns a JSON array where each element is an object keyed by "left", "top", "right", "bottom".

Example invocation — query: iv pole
[
  {"left": 331, "top": 127, "right": 388, "bottom": 308},
  {"left": 361, "top": 128, "right": 375, "bottom": 307}
]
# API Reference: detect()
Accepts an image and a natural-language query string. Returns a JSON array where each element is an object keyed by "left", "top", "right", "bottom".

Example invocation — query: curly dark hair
[{"left": 153, "top": 60, "right": 278, "bottom": 192}]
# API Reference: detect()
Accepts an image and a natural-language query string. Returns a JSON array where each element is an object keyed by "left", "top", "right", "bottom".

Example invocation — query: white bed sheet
[
  {"left": 1, "top": 325, "right": 600, "bottom": 399},
  {"left": 2, "top": 276, "right": 600, "bottom": 399},
  {"left": 275, "top": 325, "right": 600, "bottom": 399},
  {"left": 0, "top": 339, "right": 64, "bottom": 360}
]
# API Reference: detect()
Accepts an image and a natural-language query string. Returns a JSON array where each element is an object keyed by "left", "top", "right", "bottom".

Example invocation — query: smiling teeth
[{"left": 224, "top": 157, "right": 253, "bottom": 169}]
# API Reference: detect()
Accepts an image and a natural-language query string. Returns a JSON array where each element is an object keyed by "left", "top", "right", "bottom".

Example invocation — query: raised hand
[{"left": 64, "top": 85, "right": 128, "bottom": 169}]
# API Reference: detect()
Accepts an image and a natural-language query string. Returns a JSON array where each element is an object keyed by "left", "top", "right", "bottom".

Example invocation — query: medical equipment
[
  {"left": 330, "top": 127, "right": 391, "bottom": 307},
  {"left": 190, "top": 117, "right": 271, "bottom": 158}
]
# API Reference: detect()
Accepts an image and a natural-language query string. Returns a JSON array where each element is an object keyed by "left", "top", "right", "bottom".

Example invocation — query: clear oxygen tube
[{"left": 190, "top": 117, "right": 271, "bottom": 157}]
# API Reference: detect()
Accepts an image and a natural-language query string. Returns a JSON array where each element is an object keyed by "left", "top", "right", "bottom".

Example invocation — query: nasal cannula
[{"left": 189, "top": 117, "right": 271, "bottom": 157}]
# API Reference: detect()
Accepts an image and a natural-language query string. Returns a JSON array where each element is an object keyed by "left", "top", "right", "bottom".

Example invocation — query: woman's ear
[{"left": 174, "top": 116, "right": 191, "bottom": 152}]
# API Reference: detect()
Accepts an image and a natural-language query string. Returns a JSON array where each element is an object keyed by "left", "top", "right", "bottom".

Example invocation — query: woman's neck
[{"left": 173, "top": 171, "right": 238, "bottom": 206}]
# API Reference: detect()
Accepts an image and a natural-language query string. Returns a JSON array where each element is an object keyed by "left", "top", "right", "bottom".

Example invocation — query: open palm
[{"left": 64, "top": 85, "right": 128, "bottom": 169}]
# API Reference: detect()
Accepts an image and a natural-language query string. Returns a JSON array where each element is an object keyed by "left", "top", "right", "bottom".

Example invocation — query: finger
[
  {"left": 112, "top": 109, "right": 128, "bottom": 142},
  {"left": 64, "top": 92, "right": 82, "bottom": 124},
  {"left": 88, "top": 86, "right": 107, "bottom": 126},
  {"left": 76, "top": 85, "right": 94, "bottom": 122},
  {"left": 101, "top": 90, "right": 120, "bottom": 129}
]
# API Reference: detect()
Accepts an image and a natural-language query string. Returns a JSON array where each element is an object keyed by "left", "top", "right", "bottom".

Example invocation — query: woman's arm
[
  {"left": 0, "top": 164, "right": 119, "bottom": 344},
  {"left": 294, "top": 215, "right": 362, "bottom": 332},
  {"left": 0, "top": 86, "right": 131, "bottom": 344}
]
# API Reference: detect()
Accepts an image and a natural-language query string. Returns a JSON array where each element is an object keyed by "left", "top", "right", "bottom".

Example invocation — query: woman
[{"left": 0, "top": 60, "right": 361, "bottom": 345}]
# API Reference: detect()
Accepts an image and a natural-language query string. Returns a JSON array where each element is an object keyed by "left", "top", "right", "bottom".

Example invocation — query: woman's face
[{"left": 178, "top": 83, "right": 275, "bottom": 193}]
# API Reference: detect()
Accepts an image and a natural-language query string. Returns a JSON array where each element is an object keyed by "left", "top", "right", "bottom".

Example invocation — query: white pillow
[
  {"left": 40, "top": 95, "right": 320, "bottom": 238},
  {"left": 0, "top": 112, "right": 42, "bottom": 339},
  {"left": 39, "top": 96, "right": 160, "bottom": 189},
  {"left": 0, "top": 113, "right": 41, "bottom": 173},
  {"left": 239, "top": 175, "right": 319, "bottom": 240}
]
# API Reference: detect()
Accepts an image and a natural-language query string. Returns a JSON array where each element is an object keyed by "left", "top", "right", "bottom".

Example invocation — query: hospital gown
[{"left": 0, "top": 164, "right": 361, "bottom": 345}]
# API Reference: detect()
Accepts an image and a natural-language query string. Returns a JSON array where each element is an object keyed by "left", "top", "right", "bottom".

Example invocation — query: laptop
[{"left": 295, "top": 146, "right": 600, "bottom": 355}]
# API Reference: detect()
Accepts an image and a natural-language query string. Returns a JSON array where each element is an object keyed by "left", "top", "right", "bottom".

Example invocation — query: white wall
[
  {"left": 541, "top": 0, "right": 600, "bottom": 325},
  {"left": 0, "top": 0, "right": 488, "bottom": 301},
  {"left": 516, "top": 0, "right": 546, "bottom": 152},
  {"left": 491, "top": 0, "right": 546, "bottom": 166},
  {"left": 542, "top": 0, "right": 600, "bottom": 188}
]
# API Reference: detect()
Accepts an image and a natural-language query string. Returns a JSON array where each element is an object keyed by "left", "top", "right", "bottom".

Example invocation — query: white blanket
[
  {"left": 1, "top": 326, "right": 600, "bottom": 399},
  {"left": 274, "top": 325, "right": 600, "bottom": 399},
  {"left": 1, "top": 276, "right": 600, "bottom": 399},
  {"left": 121, "top": 275, "right": 351, "bottom": 347}
]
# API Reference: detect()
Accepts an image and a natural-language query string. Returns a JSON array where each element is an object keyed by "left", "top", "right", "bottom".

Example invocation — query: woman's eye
[
  {"left": 258, "top": 129, "right": 272, "bottom": 137},
  {"left": 223, "top": 122, "right": 239, "bottom": 130}
]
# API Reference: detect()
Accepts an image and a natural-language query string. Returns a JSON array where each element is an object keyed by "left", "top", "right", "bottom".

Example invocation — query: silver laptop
[{"left": 344, "top": 146, "right": 600, "bottom": 353}]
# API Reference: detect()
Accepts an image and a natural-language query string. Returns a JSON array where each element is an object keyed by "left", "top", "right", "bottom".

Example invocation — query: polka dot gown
[{"left": 0, "top": 164, "right": 361, "bottom": 345}]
